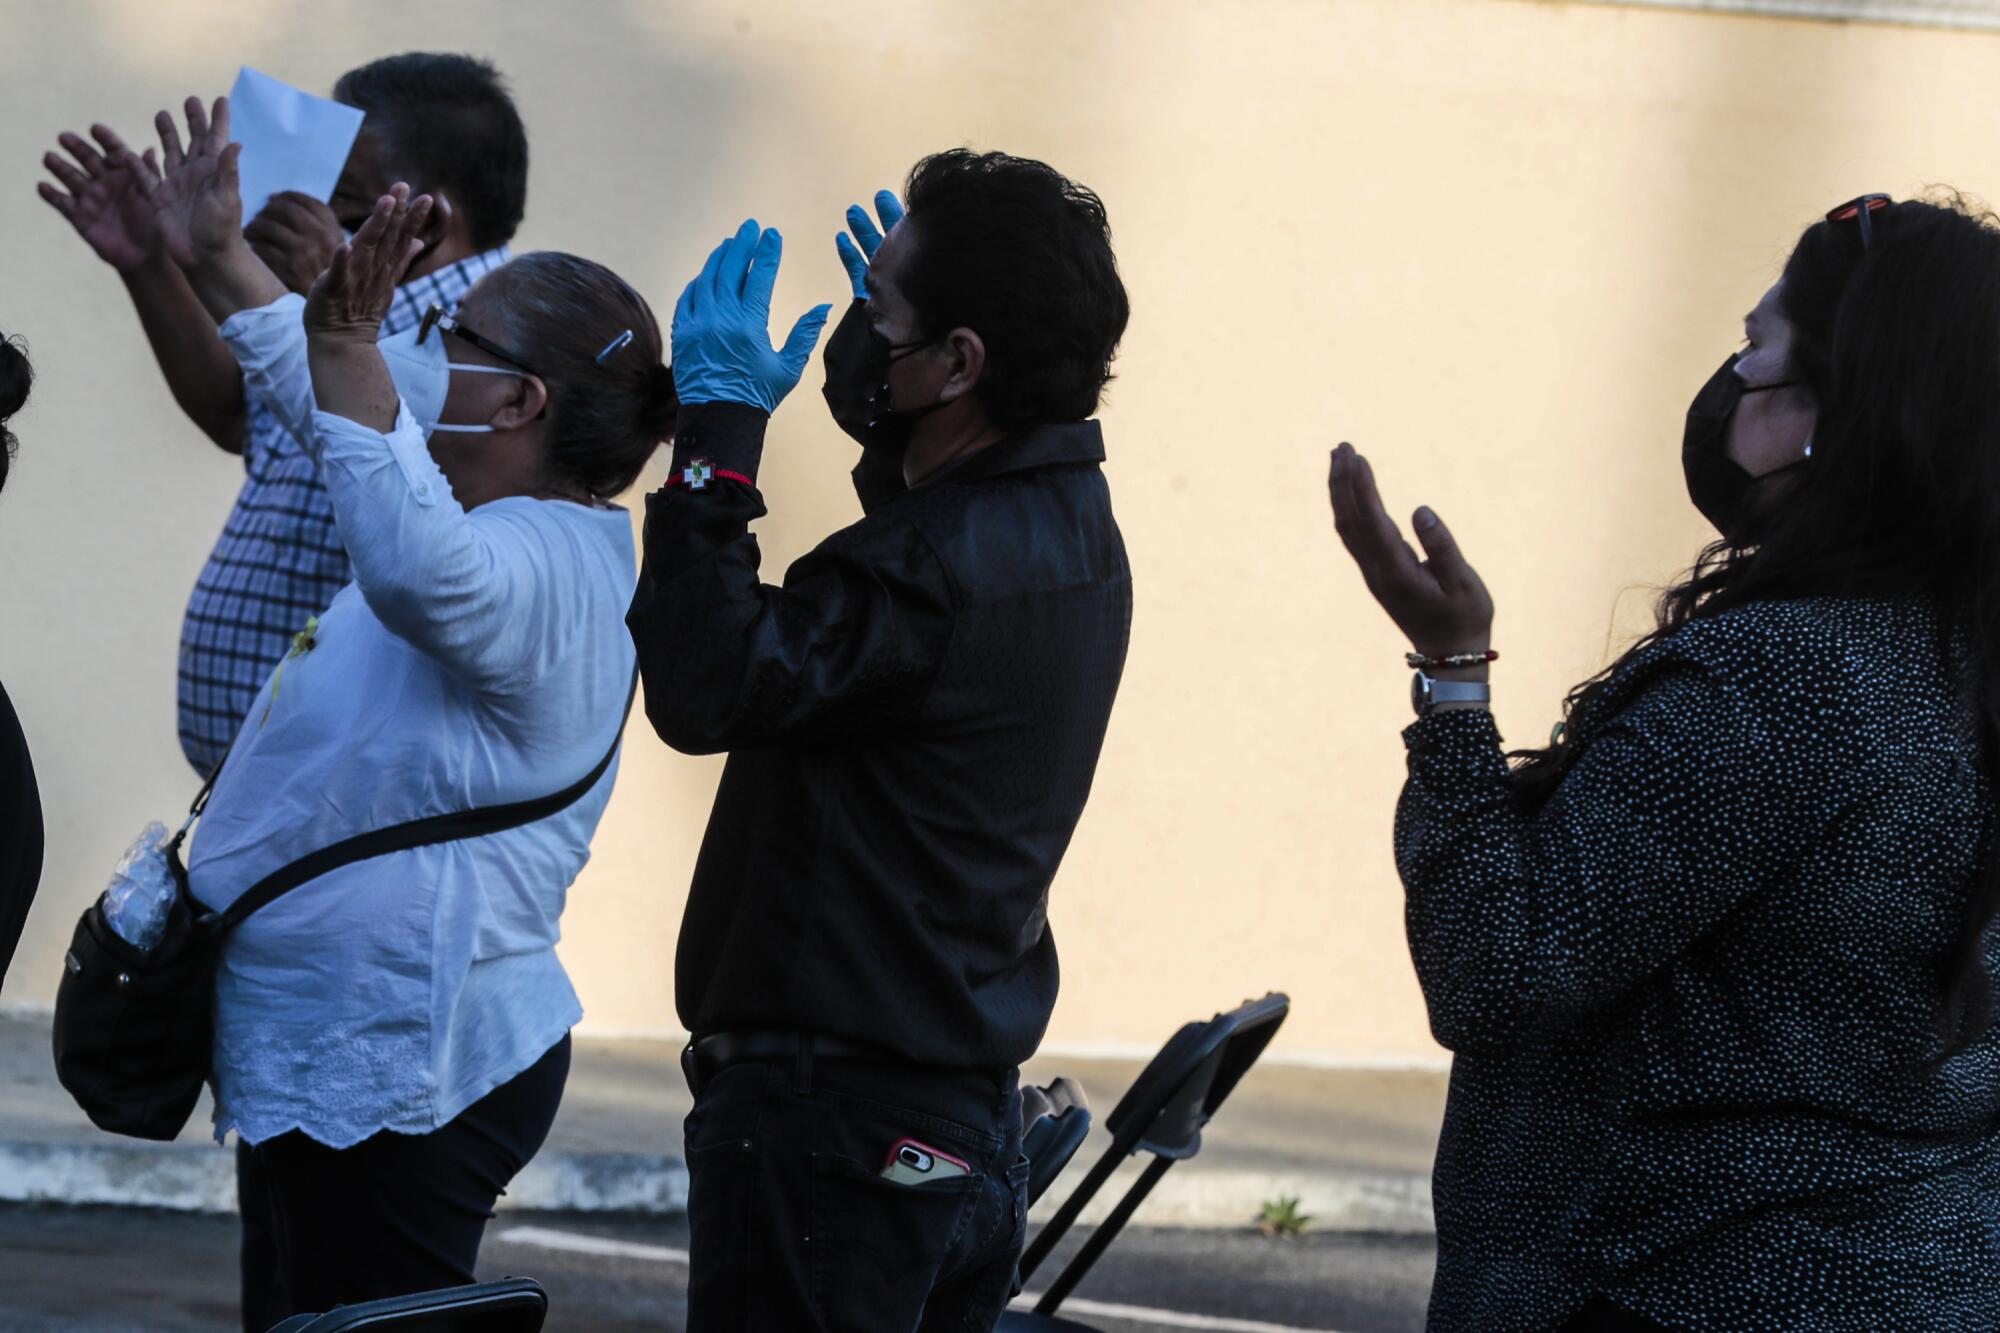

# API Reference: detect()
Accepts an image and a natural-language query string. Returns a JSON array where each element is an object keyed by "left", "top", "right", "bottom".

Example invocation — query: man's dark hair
[
  {"left": 900, "top": 149, "right": 1128, "bottom": 430},
  {"left": 334, "top": 53, "right": 528, "bottom": 252}
]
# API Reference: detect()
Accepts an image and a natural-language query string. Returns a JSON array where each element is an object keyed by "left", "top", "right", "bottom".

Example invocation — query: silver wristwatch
[{"left": 1411, "top": 671, "right": 1491, "bottom": 717}]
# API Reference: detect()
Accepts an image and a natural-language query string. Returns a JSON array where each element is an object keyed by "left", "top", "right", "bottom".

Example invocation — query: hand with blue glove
[
  {"left": 834, "top": 191, "right": 905, "bottom": 299},
  {"left": 672, "top": 219, "right": 832, "bottom": 413}
]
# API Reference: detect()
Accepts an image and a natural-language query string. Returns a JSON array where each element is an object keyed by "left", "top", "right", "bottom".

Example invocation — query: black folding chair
[
  {"left": 1020, "top": 1075, "right": 1092, "bottom": 1207},
  {"left": 266, "top": 1278, "right": 547, "bottom": 1332},
  {"left": 999, "top": 991, "right": 1290, "bottom": 1330}
]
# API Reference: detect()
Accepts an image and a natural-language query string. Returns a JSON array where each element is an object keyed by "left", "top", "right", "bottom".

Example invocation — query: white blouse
[{"left": 192, "top": 294, "right": 638, "bottom": 1148}]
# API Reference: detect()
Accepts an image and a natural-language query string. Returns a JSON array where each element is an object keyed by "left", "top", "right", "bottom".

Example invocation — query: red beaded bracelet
[{"left": 1406, "top": 650, "right": 1498, "bottom": 670}]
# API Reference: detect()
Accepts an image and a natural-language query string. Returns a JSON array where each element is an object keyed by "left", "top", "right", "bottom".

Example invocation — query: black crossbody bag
[{"left": 52, "top": 676, "right": 636, "bottom": 1142}]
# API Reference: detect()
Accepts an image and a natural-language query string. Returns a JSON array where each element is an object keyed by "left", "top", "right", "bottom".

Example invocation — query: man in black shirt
[{"left": 628, "top": 151, "right": 1131, "bottom": 1330}]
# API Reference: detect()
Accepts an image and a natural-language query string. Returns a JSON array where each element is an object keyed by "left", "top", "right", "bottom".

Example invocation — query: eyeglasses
[
  {"left": 1826, "top": 194, "right": 1892, "bottom": 250},
  {"left": 418, "top": 303, "right": 540, "bottom": 378}
]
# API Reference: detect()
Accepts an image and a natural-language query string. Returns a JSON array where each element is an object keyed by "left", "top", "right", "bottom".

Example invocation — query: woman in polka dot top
[{"left": 1333, "top": 195, "right": 2000, "bottom": 1332}]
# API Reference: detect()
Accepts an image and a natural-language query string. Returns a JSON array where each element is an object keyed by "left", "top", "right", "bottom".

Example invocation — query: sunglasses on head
[
  {"left": 418, "top": 303, "right": 540, "bottom": 378},
  {"left": 1826, "top": 193, "right": 1892, "bottom": 250}
]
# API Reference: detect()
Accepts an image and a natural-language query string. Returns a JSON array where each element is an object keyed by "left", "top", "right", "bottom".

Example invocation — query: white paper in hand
[{"left": 227, "top": 66, "right": 365, "bottom": 224}]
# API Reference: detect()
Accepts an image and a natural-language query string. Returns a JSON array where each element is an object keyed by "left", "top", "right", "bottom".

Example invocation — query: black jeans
[
  {"left": 237, "top": 1140, "right": 286, "bottom": 1333},
  {"left": 683, "top": 1050, "right": 1028, "bottom": 1332},
  {"left": 238, "top": 1034, "right": 570, "bottom": 1331}
]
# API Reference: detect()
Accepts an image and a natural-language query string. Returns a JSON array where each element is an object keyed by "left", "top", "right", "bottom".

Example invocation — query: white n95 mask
[{"left": 377, "top": 324, "right": 519, "bottom": 437}]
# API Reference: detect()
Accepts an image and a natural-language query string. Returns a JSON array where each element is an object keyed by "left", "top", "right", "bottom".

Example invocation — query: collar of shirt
[
  {"left": 931, "top": 419, "right": 1107, "bottom": 486},
  {"left": 384, "top": 245, "right": 513, "bottom": 338},
  {"left": 853, "top": 419, "right": 1108, "bottom": 513}
]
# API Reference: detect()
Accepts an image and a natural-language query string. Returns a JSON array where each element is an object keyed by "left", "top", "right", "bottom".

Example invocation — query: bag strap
[
  {"left": 208, "top": 670, "right": 640, "bottom": 931},
  {"left": 168, "top": 744, "right": 234, "bottom": 850}
]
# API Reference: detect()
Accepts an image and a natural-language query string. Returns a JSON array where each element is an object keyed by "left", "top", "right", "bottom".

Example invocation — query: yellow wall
[{"left": 2, "top": 0, "right": 1996, "bottom": 1060}]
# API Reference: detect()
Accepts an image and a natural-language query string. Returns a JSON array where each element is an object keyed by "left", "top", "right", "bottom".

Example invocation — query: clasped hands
[
  {"left": 668, "top": 190, "right": 905, "bottom": 415},
  {"left": 671, "top": 195, "right": 1502, "bottom": 676},
  {"left": 40, "top": 99, "right": 383, "bottom": 300},
  {"left": 42, "top": 95, "right": 441, "bottom": 342},
  {"left": 47, "top": 104, "right": 1486, "bottom": 657}
]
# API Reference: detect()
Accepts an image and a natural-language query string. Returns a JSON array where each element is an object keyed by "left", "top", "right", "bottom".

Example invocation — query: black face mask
[
  {"left": 821, "top": 299, "right": 946, "bottom": 457},
  {"left": 1682, "top": 353, "right": 1807, "bottom": 541}
]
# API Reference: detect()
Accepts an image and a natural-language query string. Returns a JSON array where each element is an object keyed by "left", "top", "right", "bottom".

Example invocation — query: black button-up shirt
[{"left": 628, "top": 403, "right": 1131, "bottom": 1070}]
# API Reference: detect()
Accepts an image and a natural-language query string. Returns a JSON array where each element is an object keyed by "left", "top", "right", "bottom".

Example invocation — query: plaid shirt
[{"left": 176, "top": 247, "right": 510, "bottom": 774}]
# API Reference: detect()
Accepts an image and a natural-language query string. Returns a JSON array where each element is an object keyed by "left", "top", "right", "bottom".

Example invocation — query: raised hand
[
  {"left": 305, "top": 185, "right": 435, "bottom": 344},
  {"left": 38, "top": 125, "right": 161, "bottom": 271},
  {"left": 835, "top": 191, "right": 905, "bottom": 300},
  {"left": 1328, "top": 442, "right": 1495, "bottom": 659},
  {"left": 674, "top": 218, "right": 832, "bottom": 413},
  {"left": 247, "top": 191, "right": 348, "bottom": 297},
  {"left": 132, "top": 96, "right": 247, "bottom": 271}
]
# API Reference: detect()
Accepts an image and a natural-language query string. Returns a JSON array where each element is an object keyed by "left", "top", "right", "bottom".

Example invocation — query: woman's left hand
[
  {"left": 304, "top": 184, "right": 437, "bottom": 345},
  {"left": 1328, "top": 442, "right": 1495, "bottom": 658}
]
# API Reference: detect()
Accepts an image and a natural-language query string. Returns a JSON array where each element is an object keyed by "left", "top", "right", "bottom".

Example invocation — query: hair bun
[
  {"left": 0, "top": 336, "right": 32, "bottom": 495},
  {"left": 644, "top": 362, "right": 679, "bottom": 441},
  {"left": 0, "top": 336, "right": 32, "bottom": 423},
  {"left": 648, "top": 361, "right": 678, "bottom": 404}
]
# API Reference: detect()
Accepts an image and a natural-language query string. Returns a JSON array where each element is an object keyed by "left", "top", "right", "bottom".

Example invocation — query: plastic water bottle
[{"left": 101, "top": 823, "right": 178, "bottom": 951}]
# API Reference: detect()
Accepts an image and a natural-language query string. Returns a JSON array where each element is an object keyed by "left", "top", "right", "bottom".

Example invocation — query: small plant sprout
[{"left": 1255, "top": 1194, "right": 1313, "bottom": 1239}]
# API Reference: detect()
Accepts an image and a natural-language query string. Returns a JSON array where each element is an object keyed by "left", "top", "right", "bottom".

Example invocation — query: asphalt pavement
[
  {"left": 0, "top": 1012, "right": 1450, "bottom": 1231},
  {"left": 0, "top": 1204, "right": 1436, "bottom": 1332},
  {"left": 0, "top": 1008, "right": 1449, "bottom": 1328}
]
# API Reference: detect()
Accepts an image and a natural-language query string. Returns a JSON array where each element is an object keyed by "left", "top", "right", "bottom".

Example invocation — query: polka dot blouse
[{"left": 1396, "top": 596, "right": 2000, "bottom": 1332}]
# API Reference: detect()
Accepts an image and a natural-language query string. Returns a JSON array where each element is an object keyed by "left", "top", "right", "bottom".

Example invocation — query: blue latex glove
[
  {"left": 834, "top": 190, "right": 906, "bottom": 299},
  {"left": 672, "top": 218, "right": 832, "bottom": 413}
]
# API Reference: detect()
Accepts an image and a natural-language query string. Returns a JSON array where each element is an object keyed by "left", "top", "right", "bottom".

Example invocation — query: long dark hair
[{"left": 1512, "top": 196, "right": 2000, "bottom": 1060}]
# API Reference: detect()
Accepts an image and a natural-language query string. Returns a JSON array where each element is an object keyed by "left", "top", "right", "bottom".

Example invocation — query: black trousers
[
  {"left": 236, "top": 1034, "right": 570, "bottom": 1332},
  {"left": 238, "top": 1140, "right": 286, "bottom": 1333},
  {"left": 683, "top": 1048, "right": 1028, "bottom": 1332}
]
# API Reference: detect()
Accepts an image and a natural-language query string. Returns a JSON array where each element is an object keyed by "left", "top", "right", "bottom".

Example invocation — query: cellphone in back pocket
[{"left": 880, "top": 1136, "right": 972, "bottom": 1186}]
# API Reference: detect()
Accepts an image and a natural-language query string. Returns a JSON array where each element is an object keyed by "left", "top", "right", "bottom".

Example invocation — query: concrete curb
[
  {"left": 0, "top": 1142, "right": 239, "bottom": 1213},
  {"left": 0, "top": 1139, "right": 1433, "bottom": 1234},
  {"left": 1030, "top": 1160, "right": 1434, "bottom": 1234},
  {"left": 0, "top": 1142, "right": 688, "bottom": 1216}
]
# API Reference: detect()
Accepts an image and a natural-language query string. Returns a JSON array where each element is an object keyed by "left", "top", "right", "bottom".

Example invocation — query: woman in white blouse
[{"left": 131, "top": 97, "right": 672, "bottom": 1318}]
